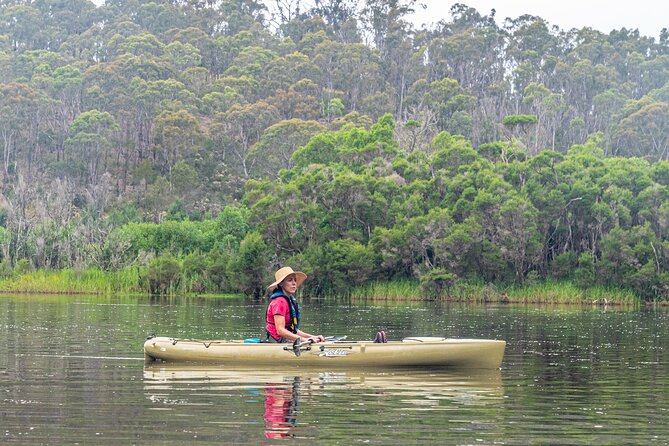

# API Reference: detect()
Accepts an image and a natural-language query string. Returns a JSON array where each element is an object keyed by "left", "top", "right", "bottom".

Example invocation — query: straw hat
[{"left": 267, "top": 266, "right": 307, "bottom": 291}]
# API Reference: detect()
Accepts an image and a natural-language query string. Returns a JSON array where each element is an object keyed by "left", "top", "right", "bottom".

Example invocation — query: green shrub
[
  {"left": 550, "top": 251, "right": 578, "bottom": 279},
  {"left": 419, "top": 269, "right": 459, "bottom": 299},
  {"left": 14, "top": 259, "right": 32, "bottom": 275},
  {"left": 144, "top": 254, "right": 181, "bottom": 295}
]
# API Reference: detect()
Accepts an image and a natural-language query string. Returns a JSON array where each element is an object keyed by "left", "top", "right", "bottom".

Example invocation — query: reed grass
[
  {"left": 503, "top": 280, "right": 639, "bottom": 305},
  {"left": 349, "top": 280, "right": 421, "bottom": 300},
  {"left": 0, "top": 267, "right": 142, "bottom": 295},
  {"left": 0, "top": 269, "right": 647, "bottom": 305},
  {"left": 349, "top": 278, "right": 643, "bottom": 305}
]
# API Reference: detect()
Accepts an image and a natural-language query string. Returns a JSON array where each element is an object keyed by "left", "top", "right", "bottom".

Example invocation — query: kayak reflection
[
  {"left": 143, "top": 365, "right": 503, "bottom": 439},
  {"left": 263, "top": 378, "right": 300, "bottom": 439}
]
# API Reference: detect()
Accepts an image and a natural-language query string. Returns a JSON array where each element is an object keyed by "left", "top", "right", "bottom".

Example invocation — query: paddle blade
[
  {"left": 324, "top": 335, "right": 347, "bottom": 341},
  {"left": 292, "top": 338, "right": 302, "bottom": 357}
]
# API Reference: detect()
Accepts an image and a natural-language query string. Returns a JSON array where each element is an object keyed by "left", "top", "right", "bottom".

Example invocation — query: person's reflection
[{"left": 264, "top": 377, "right": 300, "bottom": 439}]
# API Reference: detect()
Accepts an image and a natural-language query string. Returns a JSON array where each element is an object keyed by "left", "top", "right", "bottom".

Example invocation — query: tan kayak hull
[{"left": 144, "top": 336, "right": 505, "bottom": 369}]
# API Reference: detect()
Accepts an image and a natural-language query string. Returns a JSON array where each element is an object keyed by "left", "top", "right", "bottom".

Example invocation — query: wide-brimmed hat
[{"left": 267, "top": 266, "right": 307, "bottom": 291}]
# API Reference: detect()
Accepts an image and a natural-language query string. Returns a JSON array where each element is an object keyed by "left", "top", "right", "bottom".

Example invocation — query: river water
[{"left": 1, "top": 294, "right": 667, "bottom": 445}]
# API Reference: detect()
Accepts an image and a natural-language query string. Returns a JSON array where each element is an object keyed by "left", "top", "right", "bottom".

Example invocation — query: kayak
[
  {"left": 143, "top": 365, "right": 504, "bottom": 392},
  {"left": 143, "top": 336, "right": 506, "bottom": 369}
]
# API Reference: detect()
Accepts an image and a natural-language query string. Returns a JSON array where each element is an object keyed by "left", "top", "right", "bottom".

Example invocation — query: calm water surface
[{"left": 1, "top": 294, "right": 667, "bottom": 445}]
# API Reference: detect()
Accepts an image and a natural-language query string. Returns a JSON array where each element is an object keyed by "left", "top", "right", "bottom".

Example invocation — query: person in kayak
[{"left": 266, "top": 266, "right": 324, "bottom": 344}]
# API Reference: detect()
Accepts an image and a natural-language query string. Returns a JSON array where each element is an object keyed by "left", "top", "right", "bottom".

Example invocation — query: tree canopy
[{"left": 0, "top": 0, "right": 667, "bottom": 299}]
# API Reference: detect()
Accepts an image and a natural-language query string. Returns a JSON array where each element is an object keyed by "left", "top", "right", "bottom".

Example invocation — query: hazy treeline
[{"left": 0, "top": 0, "right": 667, "bottom": 299}]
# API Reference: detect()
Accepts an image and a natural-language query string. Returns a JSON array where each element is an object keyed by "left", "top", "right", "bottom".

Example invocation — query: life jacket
[{"left": 267, "top": 290, "right": 301, "bottom": 336}]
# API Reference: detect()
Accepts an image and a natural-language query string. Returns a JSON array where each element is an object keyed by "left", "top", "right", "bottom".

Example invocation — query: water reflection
[
  {"left": 263, "top": 378, "right": 300, "bottom": 439},
  {"left": 6, "top": 295, "right": 666, "bottom": 444},
  {"left": 143, "top": 365, "right": 504, "bottom": 440}
]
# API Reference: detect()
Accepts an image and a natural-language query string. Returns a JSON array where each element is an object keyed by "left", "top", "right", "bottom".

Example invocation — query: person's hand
[{"left": 308, "top": 335, "right": 324, "bottom": 343}]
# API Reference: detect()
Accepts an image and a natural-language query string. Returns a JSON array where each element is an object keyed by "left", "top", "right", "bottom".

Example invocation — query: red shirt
[{"left": 266, "top": 297, "right": 290, "bottom": 340}]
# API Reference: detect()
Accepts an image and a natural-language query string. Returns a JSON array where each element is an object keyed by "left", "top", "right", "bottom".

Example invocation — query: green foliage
[
  {"left": 213, "top": 205, "right": 251, "bottom": 251},
  {"left": 2, "top": 0, "right": 669, "bottom": 304},
  {"left": 419, "top": 269, "right": 459, "bottom": 299},
  {"left": 143, "top": 254, "right": 181, "bottom": 295},
  {"left": 291, "top": 114, "right": 398, "bottom": 171},
  {"left": 503, "top": 114, "right": 538, "bottom": 126},
  {"left": 550, "top": 252, "right": 578, "bottom": 279},
  {"left": 227, "top": 231, "right": 269, "bottom": 297},
  {"left": 574, "top": 253, "right": 596, "bottom": 289},
  {"left": 181, "top": 251, "right": 208, "bottom": 293},
  {"left": 14, "top": 259, "right": 32, "bottom": 275},
  {"left": 0, "top": 259, "right": 13, "bottom": 278},
  {"left": 170, "top": 161, "right": 198, "bottom": 194},
  {"left": 111, "top": 220, "right": 217, "bottom": 257},
  {"left": 313, "top": 239, "right": 377, "bottom": 294},
  {"left": 0, "top": 267, "right": 141, "bottom": 294}
]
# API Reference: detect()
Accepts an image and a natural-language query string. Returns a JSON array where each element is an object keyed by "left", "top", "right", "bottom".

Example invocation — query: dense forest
[{"left": 0, "top": 0, "right": 667, "bottom": 300}]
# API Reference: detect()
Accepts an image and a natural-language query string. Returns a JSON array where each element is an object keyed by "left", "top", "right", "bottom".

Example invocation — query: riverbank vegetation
[{"left": 0, "top": 1, "right": 668, "bottom": 303}]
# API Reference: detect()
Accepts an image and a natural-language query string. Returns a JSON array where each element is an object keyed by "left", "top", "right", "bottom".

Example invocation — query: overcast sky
[
  {"left": 88, "top": 0, "right": 668, "bottom": 40},
  {"left": 409, "top": 0, "right": 669, "bottom": 38}
]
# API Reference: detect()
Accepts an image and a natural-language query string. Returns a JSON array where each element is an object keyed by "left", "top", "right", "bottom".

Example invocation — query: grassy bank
[
  {"left": 0, "top": 268, "right": 243, "bottom": 298},
  {"left": 0, "top": 269, "right": 660, "bottom": 306},
  {"left": 0, "top": 268, "right": 142, "bottom": 295},
  {"left": 349, "top": 279, "right": 653, "bottom": 305}
]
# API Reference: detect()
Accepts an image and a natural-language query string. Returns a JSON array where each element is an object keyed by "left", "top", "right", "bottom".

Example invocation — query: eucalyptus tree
[
  {"left": 223, "top": 45, "right": 279, "bottom": 79},
  {"left": 152, "top": 108, "right": 202, "bottom": 175},
  {"left": 425, "top": 5, "right": 505, "bottom": 93},
  {"left": 163, "top": 41, "right": 202, "bottom": 72},
  {"left": 501, "top": 114, "right": 537, "bottom": 153},
  {"left": 65, "top": 109, "right": 120, "bottom": 185},
  {"left": 201, "top": 86, "right": 244, "bottom": 115},
  {"left": 358, "top": 0, "right": 416, "bottom": 53},
  {"left": 0, "top": 82, "right": 42, "bottom": 180},
  {"left": 218, "top": 0, "right": 268, "bottom": 36},
  {"left": 613, "top": 101, "right": 669, "bottom": 160},
  {"left": 310, "top": 39, "right": 384, "bottom": 111},
  {"left": 521, "top": 82, "right": 567, "bottom": 151},
  {"left": 81, "top": 53, "right": 174, "bottom": 116},
  {"left": 566, "top": 60, "right": 618, "bottom": 134},
  {"left": 407, "top": 77, "right": 475, "bottom": 139},
  {"left": 0, "top": 4, "right": 41, "bottom": 51},
  {"left": 247, "top": 118, "right": 325, "bottom": 178},
  {"left": 262, "top": 51, "right": 320, "bottom": 93},
  {"left": 170, "top": 26, "right": 222, "bottom": 74},
  {"left": 382, "top": 25, "right": 426, "bottom": 120},
  {"left": 639, "top": 55, "right": 669, "bottom": 93},
  {"left": 424, "top": 7, "right": 508, "bottom": 144},
  {"left": 497, "top": 192, "right": 542, "bottom": 283},
  {"left": 135, "top": 1, "right": 190, "bottom": 34},
  {"left": 598, "top": 224, "right": 665, "bottom": 299},
  {"left": 592, "top": 89, "right": 628, "bottom": 144},
  {"left": 504, "top": 15, "right": 561, "bottom": 101},
  {"left": 32, "top": 0, "right": 97, "bottom": 50},
  {"left": 12, "top": 49, "right": 69, "bottom": 81},
  {"left": 114, "top": 32, "right": 166, "bottom": 58},
  {"left": 40, "top": 65, "right": 84, "bottom": 124},
  {"left": 309, "top": 0, "right": 359, "bottom": 41},
  {"left": 209, "top": 100, "right": 280, "bottom": 179},
  {"left": 267, "top": 78, "right": 321, "bottom": 120}
]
